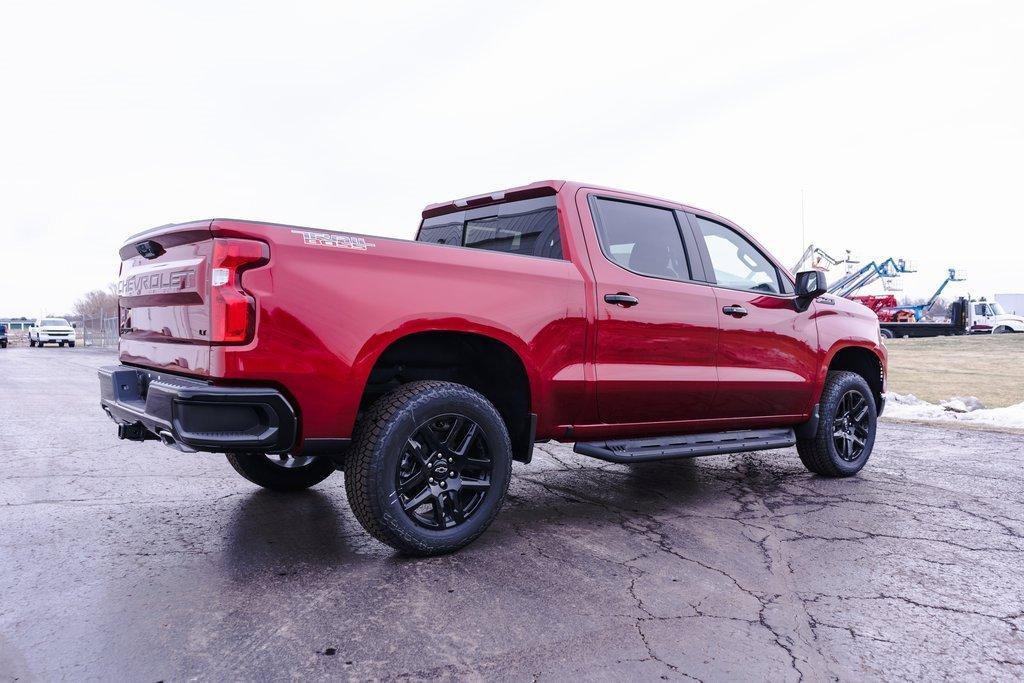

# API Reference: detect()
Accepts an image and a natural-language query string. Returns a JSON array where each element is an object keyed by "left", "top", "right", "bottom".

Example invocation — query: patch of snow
[
  {"left": 884, "top": 392, "right": 1024, "bottom": 430},
  {"left": 939, "top": 396, "right": 985, "bottom": 413}
]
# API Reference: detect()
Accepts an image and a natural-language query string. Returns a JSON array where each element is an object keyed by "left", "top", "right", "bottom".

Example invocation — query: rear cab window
[{"left": 417, "top": 197, "right": 563, "bottom": 260}]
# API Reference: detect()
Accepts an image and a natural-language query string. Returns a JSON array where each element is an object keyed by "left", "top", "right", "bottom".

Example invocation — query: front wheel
[
  {"left": 797, "top": 371, "right": 877, "bottom": 477},
  {"left": 29, "top": 338, "right": 35, "bottom": 347},
  {"left": 226, "top": 452, "right": 336, "bottom": 491},
  {"left": 69, "top": 341, "right": 76, "bottom": 348},
  {"left": 345, "top": 381, "right": 513, "bottom": 556}
]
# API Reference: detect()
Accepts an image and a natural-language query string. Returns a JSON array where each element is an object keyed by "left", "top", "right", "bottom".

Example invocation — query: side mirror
[{"left": 796, "top": 270, "right": 828, "bottom": 299}]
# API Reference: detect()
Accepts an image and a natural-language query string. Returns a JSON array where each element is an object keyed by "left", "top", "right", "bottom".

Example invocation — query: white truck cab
[
  {"left": 970, "top": 300, "right": 1024, "bottom": 334},
  {"left": 29, "top": 318, "right": 77, "bottom": 347}
]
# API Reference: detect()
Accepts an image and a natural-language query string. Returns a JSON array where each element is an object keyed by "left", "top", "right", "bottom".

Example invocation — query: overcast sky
[{"left": 1, "top": 0, "right": 1021, "bottom": 316}]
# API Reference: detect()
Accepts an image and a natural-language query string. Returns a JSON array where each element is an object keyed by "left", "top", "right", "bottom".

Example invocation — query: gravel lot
[{"left": 2, "top": 347, "right": 1022, "bottom": 681}]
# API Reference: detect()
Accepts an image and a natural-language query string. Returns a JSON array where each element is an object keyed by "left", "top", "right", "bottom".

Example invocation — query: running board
[{"left": 573, "top": 427, "right": 796, "bottom": 464}]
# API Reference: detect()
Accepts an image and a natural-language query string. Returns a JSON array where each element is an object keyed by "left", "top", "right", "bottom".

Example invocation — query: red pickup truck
[{"left": 99, "top": 180, "right": 886, "bottom": 554}]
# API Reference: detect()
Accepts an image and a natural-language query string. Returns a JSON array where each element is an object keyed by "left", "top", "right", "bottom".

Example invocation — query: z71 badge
[{"left": 291, "top": 230, "right": 375, "bottom": 251}]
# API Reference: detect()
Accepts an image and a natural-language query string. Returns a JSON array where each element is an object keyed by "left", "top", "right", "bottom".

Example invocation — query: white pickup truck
[{"left": 28, "top": 318, "right": 77, "bottom": 347}]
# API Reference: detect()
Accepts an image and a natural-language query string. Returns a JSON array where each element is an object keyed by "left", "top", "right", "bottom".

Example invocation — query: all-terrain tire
[
  {"left": 797, "top": 370, "right": 877, "bottom": 477},
  {"left": 225, "top": 453, "right": 336, "bottom": 491},
  {"left": 344, "top": 381, "right": 513, "bottom": 556}
]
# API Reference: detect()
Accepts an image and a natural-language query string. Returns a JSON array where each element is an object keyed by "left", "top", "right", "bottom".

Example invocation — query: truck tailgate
[{"left": 118, "top": 220, "right": 215, "bottom": 375}]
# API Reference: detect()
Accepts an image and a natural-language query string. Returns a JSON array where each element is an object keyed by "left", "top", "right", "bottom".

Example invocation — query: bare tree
[{"left": 74, "top": 283, "right": 119, "bottom": 317}]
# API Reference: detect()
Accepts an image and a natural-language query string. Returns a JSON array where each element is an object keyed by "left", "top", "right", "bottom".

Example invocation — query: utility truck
[{"left": 879, "top": 297, "right": 1024, "bottom": 338}]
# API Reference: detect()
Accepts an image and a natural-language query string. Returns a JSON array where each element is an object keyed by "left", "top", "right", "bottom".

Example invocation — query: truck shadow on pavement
[{"left": 222, "top": 487, "right": 373, "bottom": 576}]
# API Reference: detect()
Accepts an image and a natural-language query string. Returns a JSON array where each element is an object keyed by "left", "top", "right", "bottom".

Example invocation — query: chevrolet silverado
[{"left": 99, "top": 180, "right": 886, "bottom": 554}]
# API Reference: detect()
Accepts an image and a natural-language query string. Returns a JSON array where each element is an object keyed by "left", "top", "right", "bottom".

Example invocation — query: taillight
[{"left": 210, "top": 238, "right": 268, "bottom": 343}]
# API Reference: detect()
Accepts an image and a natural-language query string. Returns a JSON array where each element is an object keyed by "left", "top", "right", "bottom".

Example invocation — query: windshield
[
  {"left": 990, "top": 303, "right": 1006, "bottom": 316},
  {"left": 42, "top": 318, "right": 70, "bottom": 327}
]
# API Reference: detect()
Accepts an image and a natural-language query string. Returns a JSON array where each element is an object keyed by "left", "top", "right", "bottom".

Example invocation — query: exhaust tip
[{"left": 156, "top": 429, "right": 176, "bottom": 447}]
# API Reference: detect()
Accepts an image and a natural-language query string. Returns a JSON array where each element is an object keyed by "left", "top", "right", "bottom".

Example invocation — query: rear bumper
[{"left": 98, "top": 364, "right": 296, "bottom": 453}]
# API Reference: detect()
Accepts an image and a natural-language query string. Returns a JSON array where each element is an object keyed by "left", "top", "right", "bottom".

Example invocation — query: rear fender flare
[{"left": 350, "top": 316, "right": 540, "bottom": 413}]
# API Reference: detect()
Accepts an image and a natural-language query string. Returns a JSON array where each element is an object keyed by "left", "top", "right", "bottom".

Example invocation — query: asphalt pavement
[{"left": 2, "top": 347, "right": 1022, "bottom": 681}]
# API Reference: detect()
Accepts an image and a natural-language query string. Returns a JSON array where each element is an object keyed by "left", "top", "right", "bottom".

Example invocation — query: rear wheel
[
  {"left": 225, "top": 452, "right": 336, "bottom": 491},
  {"left": 797, "top": 371, "right": 877, "bottom": 477},
  {"left": 345, "top": 381, "right": 512, "bottom": 555},
  {"left": 879, "top": 328, "right": 893, "bottom": 339}
]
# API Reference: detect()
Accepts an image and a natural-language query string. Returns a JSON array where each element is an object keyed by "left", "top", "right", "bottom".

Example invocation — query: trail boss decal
[{"left": 291, "top": 230, "right": 376, "bottom": 251}]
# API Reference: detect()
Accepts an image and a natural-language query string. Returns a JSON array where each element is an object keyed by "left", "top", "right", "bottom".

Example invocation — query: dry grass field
[{"left": 884, "top": 333, "right": 1024, "bottom": 408}]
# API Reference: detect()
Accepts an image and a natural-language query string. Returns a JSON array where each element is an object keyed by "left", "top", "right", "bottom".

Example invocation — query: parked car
[
  {"left": 0, "top": 324, "right": 7, "bottom": 348},
  {"left": 29, "top": 318, "right": 76, "bottom": 347},
  {"left": 98, "top": 180, "right": 887, "bottom": 554}
]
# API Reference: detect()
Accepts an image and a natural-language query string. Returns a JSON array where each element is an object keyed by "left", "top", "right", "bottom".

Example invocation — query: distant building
[
  {"left": 0, "top": 317, "right": 34, "bottom": 331},
  {"left": 995, "top": 293, "right": 1024, "bottom": 315}
]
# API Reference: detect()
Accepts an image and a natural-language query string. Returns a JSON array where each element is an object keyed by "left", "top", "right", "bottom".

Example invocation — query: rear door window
[
  {"left": 590, "top": 198, "right": 691, "bottom": 281},
  {"left": 417, "top": 197, "right": 563, "bottom": 259}
]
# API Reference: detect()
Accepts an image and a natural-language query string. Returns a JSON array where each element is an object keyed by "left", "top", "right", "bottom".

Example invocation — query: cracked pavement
[{"left": 2, "top": 348, "right": 1023, "bottom": 681}]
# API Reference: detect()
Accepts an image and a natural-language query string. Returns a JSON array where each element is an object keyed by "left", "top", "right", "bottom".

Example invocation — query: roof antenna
[{"left": 800, "top": 188, "right": 806, "bottom": 253}]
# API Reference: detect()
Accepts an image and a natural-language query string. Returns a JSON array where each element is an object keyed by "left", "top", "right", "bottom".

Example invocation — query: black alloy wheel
[
  {"left": 345, "top": 380, "right": 513, "bottom": 555},
  {"left": 832, "top": 389, "right": 871, "bottom": 462},
  {"left": 396, "top": 415, "right": 493, "bottom": 530},
  {"left": 796, "top": 370, "right": 877, "bottom": 477}
]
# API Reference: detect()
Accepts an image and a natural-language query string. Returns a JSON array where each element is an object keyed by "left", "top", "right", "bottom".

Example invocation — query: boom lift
[
  {"left": 828, "top": 258, "right": 915, "bottom": 298},
  {"left": 791, "top": 244, "right": 855, "bottom": 274}
]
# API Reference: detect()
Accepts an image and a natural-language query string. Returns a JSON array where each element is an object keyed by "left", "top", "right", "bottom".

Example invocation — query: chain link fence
[{"left": 80, "top": 311, "right": 119, "bottom": 348}]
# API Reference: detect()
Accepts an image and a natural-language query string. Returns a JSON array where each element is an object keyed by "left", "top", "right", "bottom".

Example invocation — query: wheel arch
[
  {"left": 824, "top": 344, "right": 885, "bottom": 411},
  {"left": 353, "top": 325, "right": 537, "bottom": 463}
]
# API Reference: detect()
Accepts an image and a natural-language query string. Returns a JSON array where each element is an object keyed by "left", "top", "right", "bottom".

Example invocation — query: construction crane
[{"left": 828, "top": 258, "right": 915, "bottom": 298}]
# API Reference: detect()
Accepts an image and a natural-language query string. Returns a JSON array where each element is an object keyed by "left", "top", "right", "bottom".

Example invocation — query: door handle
[
  {"left": 722, "top": 304, "right": 748, "bottom": 317},
  {"left": 605, "top": 293, "right": 639, "bottom": 307}
]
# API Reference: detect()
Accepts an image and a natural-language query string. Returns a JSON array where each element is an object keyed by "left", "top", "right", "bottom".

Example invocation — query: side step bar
[{"left": 573, "top": 427, "right": 796, "bottom": 464}]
